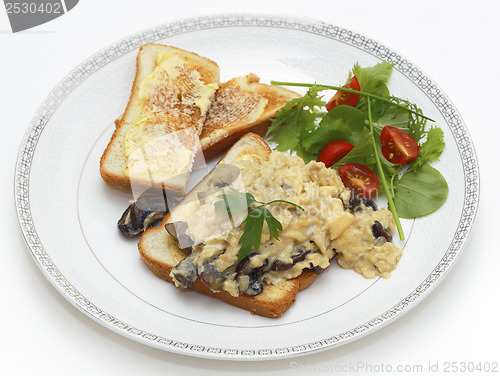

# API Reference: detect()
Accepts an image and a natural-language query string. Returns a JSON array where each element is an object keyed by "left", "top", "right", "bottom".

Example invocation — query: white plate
[{"left": 14, "top": 14, "right": 479, "bottom": 360}]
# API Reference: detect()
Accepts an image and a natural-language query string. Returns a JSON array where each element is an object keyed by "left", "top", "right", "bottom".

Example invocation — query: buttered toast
[
  {"left": 99, "top": 43, "right": 220, "bottom": 194},
  {"left": 138, "top": 133, "right": 329, "bottom": 318},
  {"left": 99, "top": 43, "right": 299, "bottom": 193},
  {"left": 200, "top": 73, "right": 300, "bottom": 160}
]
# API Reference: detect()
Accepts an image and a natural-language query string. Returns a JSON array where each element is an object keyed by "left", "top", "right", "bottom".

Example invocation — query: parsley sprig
[{"left": 214, "top": 187, "right": 304, "bottom": 260}]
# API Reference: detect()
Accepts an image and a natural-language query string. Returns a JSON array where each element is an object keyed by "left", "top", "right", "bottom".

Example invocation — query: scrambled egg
[{"left": 170, "top": 151, "right": 402, "bottom": 297}]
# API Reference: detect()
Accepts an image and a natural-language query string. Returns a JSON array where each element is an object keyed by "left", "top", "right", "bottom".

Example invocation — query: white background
[{"left": 1, "top": 1, "right": 498, "bottom": 375}]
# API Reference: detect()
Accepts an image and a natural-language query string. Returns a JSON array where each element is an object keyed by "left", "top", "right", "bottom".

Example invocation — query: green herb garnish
[{"left": 214, "top": 187, "right": 304, "bottom": 260}]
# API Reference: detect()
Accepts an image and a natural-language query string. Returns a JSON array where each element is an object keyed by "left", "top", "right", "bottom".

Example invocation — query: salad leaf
[
  {"left": 375, "top": 108, "right": 409, "bottom": 131},
  {"left": 402, "top": 98, "right": 428, "bottom": 143},
  {"left": 372, "top": 97, "right": 427, "bottom": 139},
  {"left": 377, "top": 143, "right": 401, "bottom": 186},
  {"left": 267, "top": 61, "right": 447, "bottom": 223},
  {"left": 353, "top": 61, "right": 393, "bottom": 119},
  {"left": 267, "top": 85, "right": 325, "bottom": 153},
  {"left": 301, "top": 105, "right": 366, "bottom": 154},
  {"left": 409, "top": 127, "right": 445, "bottom": 171},
  {"left": 296, "top": 145, "right": 318, "bottom": 164},
  {"left": 332, "top": 128, "right": 374, "bottom": 168},
  {"left": 393, "top": 164, "right": 448, "bottom": 218}
]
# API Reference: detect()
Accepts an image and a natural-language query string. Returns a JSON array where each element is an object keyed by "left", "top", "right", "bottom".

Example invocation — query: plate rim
[{"left": 14, "top": 12, "right": 480, "bottom": 361}]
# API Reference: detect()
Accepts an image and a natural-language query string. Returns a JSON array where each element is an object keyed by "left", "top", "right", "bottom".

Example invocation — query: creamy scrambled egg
[{"left": 170, "top": 151, "right": 402, "bottom": 297}]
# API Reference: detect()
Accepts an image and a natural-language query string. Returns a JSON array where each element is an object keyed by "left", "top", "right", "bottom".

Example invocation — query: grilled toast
[
  {"left": 99, "top": 43, "right": 299, "bottom": 194},
  {"left": 200, "top": 73, "right": 300, "bottom": 160},
  {"left": 99, "top": 43, "right": 220, "bottom": 194},
  {"left": 138, "top": 133, "right": 329, "bottom": 318}
]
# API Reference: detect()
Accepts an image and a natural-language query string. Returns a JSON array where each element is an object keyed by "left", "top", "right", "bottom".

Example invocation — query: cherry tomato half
[
  {"left": 317, "top": 141, "right": 354, "bottom": 168},
  {"left": 338, "top": 163, "right": 379, "bottom": 198},
  {"left": 380, "top": 126, "right": 420, "bottom": 165},
  {"left": 326, "top": 76, "right": 361, "bottom": 111}
]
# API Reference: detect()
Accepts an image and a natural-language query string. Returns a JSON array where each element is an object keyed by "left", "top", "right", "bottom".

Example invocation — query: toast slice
[
  {"left": 200, "top": 73, "right": 300, "bottom": 160},
  {"left": 99, "top": 43, "right": 220, "bottom": 194},
  {"left": 138, "top": 133, "right": 329, "bottom": 318},
  {"left": 100, "top": 43, "right": 299, "bottom": 194}
]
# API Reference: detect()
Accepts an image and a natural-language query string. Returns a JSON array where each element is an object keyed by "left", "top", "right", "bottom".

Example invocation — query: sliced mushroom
[
  {"left": 270, "top": 249, "right": 310, "bottom": 271},
  {"left": 235, "top": 253, "right": 269, "bottom": 296},
  {"left": 165, "top": 221, "right": 194, "bottom": 250},
  {"left": 372, "top": 220, "right": 393, "bottom": 243},
  {"left": 235, "top": 253, "right": 257, "bottom": 278},
  {"left": 171, "top": 253, "right": 198, "bottom": 288},
  {"left": 347, "top": 191, "right": 378, "bottom": 212},
  {"left": 361, "top": 197, "right": 378, "bottom": 212},
  {"left": 117, "top": 207, "right": 140, "bottom": 237},
  {"left": 165, "top": 222, "right": 179, "bottom": 238},
  {"left": 198, "top": 256, "right": 234, "bottom": 292},
  {"left": 117, "top": 195, "right": 168, "bottom": 237},
  {"left": 311, "top": 265, "right": 323, "bottom": 275}
]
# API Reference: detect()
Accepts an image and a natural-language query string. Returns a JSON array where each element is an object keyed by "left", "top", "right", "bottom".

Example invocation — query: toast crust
[
  {"left": 141, "top": 255, "right": 323, "bottom": 318},
  {"left": 138, "top": 133, "right": 331, "bottom": 318}
]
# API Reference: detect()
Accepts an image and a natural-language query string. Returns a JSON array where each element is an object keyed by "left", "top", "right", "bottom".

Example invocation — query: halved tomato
[
  {"left": 338, "top": 163, "right": 379, "bottom": 198},
  {"left": 380, "top": 126, "right": 420, "bottom": 165},
  {"left": 326, "top": 76, "right": 361, "bottom": 111},
  {"left": 317, "top": 141, "right": 354, "bottom": 167}
]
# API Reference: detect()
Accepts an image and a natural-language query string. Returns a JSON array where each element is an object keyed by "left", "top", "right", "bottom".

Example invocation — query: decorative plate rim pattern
[{"left": 14, "top": 13, "right": 480, "bottom": 360}]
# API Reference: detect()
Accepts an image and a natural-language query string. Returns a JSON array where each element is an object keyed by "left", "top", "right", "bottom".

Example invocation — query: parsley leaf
[
  {"left": 214, "top": 187, "right": 256, "bottom": 216},
  {"left": 215, "top": 190, "right": 304, "bottom": 260},
  {"left": 238, "top": 208, "right": 266, "bottom": 260},
  {"left": 263, "top": 208, "right": 283, "bottom": 241}
]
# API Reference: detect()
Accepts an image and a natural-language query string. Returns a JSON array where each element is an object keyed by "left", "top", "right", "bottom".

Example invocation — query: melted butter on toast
[
  {"left": 124, "top": 52, "right": 218, "bottom": 189},
  {"left": 200, "top": 74, "right": 268, "bottom": 140}
]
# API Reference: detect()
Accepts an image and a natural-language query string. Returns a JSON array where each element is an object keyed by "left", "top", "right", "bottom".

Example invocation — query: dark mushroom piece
[
  {"left": 311, "top": 265, "right": 323, "bottom": 275},
  {"left": 117, "top": 206, "right": 140, "bottom": 237},
  {"left": 361, "top": 197, "right": 378, "bottom": 212},
  {"left": 117, "top": 195, "right": 168, "bottom": 237},
  {"left": 198, "top": 256, "right": 234, "bottom": 292},
  {"left": 270, "top": 249, "right": 310, "bottom": 271},
  {"left": 171, "top": 253, "right": 199, "bottom": 288},
  {"left": 347, "top": 191, "right": 378, "bottom": 212},
  {"left": 165, "top": 221, "right": 194, "bottom": 251},
  {"left": 372, "top": 220, "right": 393, "bottom": 243},
  {"left": 235, "top": 253, "right": 269, "bottom": 296}
]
